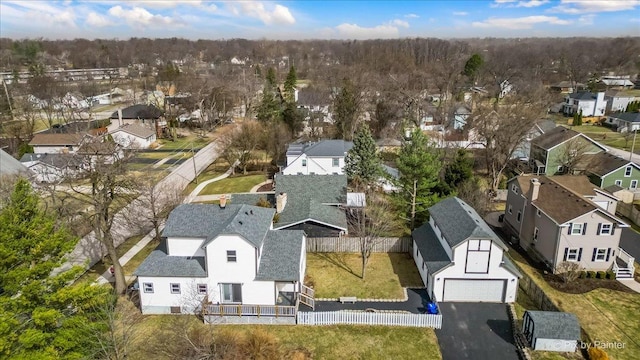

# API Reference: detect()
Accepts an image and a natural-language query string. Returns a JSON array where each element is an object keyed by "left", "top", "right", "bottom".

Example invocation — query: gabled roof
[
  {"left": 110, "top": 104, "right": 163, "bottom": 120},
  {"left": 567, "top": 91, "right": 599, "bottom": 101},
  {"left": 29, "top": 133, "right": 87, "bottom": 146},
  {"left": 534, "top": 119, "right": 557, "bottom": 134},
  {"left": 412, "top": 223, "right": 452, "bottom": 274},
  {"left": 548, "top": 175, "right": 597, "bottom": 196},
  {"left": 608, "top": 112, "right": 640, "bottom": 124},
  {"left": 255, "top": 230, "right": 305, "bottom": 281},
  {"left": 297, "top": 88, "right": 331, "bottom": 106},
  {"left": 291, "top": 140, "right": 354, "bottom": 157},
  {"left": 109, "top": 124, "right": 156, "bottom": 139},
  {"left": 273, "top": 174, "right": 347, "bottom": 231},
  {"left": 77, "top": 141, "right": 120, "bottom": 155},
  {"left": 20, "top": 153, "right": 82, "bottom": 169},
  {"left": 133, "top": 240, "right": 206, "bottom": 277},
  {"left": 162, "top": 204, "right": 275, "bottom": 248},
  {"left": 1, "top": 149, "right": 29, "bottom": 175},
  {"left": 524, "top": 311, "right": 580, "bottom": 340},
  {"left": 585, "top": 152, "right": 640, "bottom": 177},
  {"left": 530, "top": 126, "right": 600, "bottom": 151},
  {"left": 429, "top": 197, "right": 507, "bottom": 249}
]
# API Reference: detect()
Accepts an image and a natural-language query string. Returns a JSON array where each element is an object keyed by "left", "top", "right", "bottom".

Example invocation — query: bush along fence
[
  {"left": 306, "top": 237, "right": 411, "bottom": 253},
  {"left": 297, "top": 311, "right": 442, "bottom": 329}
]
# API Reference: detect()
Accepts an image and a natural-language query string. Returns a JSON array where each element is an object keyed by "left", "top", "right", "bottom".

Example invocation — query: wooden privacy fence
[
  {"left": 297, "top": 311, "right": 442, "bottom": 329},
  {"left": 518, "top": 274, "right": 559, "bottom": 312},
  {"left": 306, "top": 237, "right": 411, "bottom": 253}
]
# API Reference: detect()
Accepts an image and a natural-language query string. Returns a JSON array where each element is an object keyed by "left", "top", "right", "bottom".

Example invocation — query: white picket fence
[
  {"left": 306, "top": 237, "right": 411, "bottom": 253},
  {"left": 297, "top": 311, "right": 442, "bottom": 329}
]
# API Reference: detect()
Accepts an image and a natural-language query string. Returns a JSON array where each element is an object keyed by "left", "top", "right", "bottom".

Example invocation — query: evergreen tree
[
  {"left": 255, "top": 86, "right": 281, "bottom": 123},
  {"left": 283, "top": 65, "right": 297, "bottom": 102},
  {"left": 573, "top": 109, "right": 583, "bottom": 126},
  {"left": 265, "top": 67, "right": 277, "bottom": 88},
  {"left": 443, "top": 149, "right": 474, "bottom": 194},
  {"left": 282, "top": 101, "right": 303, "bottom": 136},
  {"left": 0, "top": 179, "right": 110, "bottom": 359},
  {"left": 345, "top": 125, "right": 382, "bottom": 187},
  {"left": 395, "top": 130, "right": 442, "bottom": 229},
  {"left": 463, "top": 53, "right": 484, "bottom": 84},
  {"left": 334, "top": 77, "right": 360, "bottom": 140}
]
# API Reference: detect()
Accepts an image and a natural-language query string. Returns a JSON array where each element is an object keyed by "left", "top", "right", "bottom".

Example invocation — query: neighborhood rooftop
[
  {"left": 110, "top": 104, "right": 163, "bottom": 119},
  {"left": 1, "top": 148, "right": 29, "bottom": 176},
  {"left": 20, "top": 153, "right": 83, "bottom": 169},
  {"left": 567, "top": 91, "right": 600, "bottom": 100},
  {"left": 584, "top": 152, "right": 638, "bottom": 177},
  {"left": 255, "top": 230, "right": 306, "bottom": 281},
  {"left": 547, "top": 175, "right": 598, "bottom": 197},
  {"left": 286, "top": 140, "right": 354, "bottom": 158},
  {"left": 110, "top": 123, "right": 156, "bottom": 139},
  {"left": 609, "top": 112, "right": 640, "bottom": 123},
  {"left": 530, "top": 126, "right": 580, "bottom": 150},
  {"left": 28, "top": 133, "right": 87, "bottom": 146},
  {"left": 524, "top": 311, "right": 581, "bottom": 340},
  {"left": 133, "top": 240, "right": 207, "bottom": 277}
]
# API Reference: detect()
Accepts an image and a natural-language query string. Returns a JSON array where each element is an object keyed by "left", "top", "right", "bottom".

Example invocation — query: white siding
[
  {"left": 166, "top": 237, "right": 206, "bottom": 257},
  {"left": 33, "top": 145, "right": 80, "bottom": 154},
  {"left": 282, "top": 155, "right": 345, "bottom": 175},
  {"left": 111, "top": 131, "right": 156, "bottom": 149},
  {"left": 534, "top": 339, "right": 577, "bottom": 352},
  {"left": 138, "top": 276, "right": 209, "bottom": 314}
]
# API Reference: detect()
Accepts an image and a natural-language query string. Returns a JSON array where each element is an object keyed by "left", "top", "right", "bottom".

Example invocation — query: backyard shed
[{"left": 522, "top": 311, "right": 580, "bottom": 352}]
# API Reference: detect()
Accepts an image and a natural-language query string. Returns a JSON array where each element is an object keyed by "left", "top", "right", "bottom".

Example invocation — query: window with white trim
[
  {"left": 332, "top": 158, "right": 339, "bottom": 167},
  {"left": 533, "top": 227, "right": 539, "bottom": 242},
  {"left": 143, "top": 282, "right": 154, "bottom": 293},
  {"left": 625, "top": 166, "right": 632, "bottom": 177},
  {"left": 170, "top": 283, "right": 181, "bottom": 294},
  {"left": 197, "top": 283, "right": 208, "bottom": 295},
  {"left": 557, "top": 165, "right": 564, "bottom": 173},
  {"left": 571, "top": 223, "right": 583, "bottom": 235},
  {"left": 301, "top": 159, "right": 307, "bottom": 167},
  {"left": 594, "top": 248, "right": 607, "bottom": 261},
  {"left": 615, "top": 179, "right": 622, "bottom": 186},
  {"left": 566, "top": 248, "right": 580, "bottom": 261},
  {"left": 517, "top": 210, "right": 521, "bottom": 222},
  {"left": 537, "top": 209, "right": 541, "bottom": 217},
  {"left": 632, "top": 180, "right": 638, "bottom": 189},
  {"left": 599, "top": 223, "right": 612, "bottom": 235},
  {"left": 226, "top": 250, "right": 237, "bottom": 262},
  {"left": 511, "top": 184, "right": 518, "bottom": 194}
]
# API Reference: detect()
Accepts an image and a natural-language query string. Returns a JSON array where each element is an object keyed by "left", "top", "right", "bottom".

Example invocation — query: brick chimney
[
  {"left": 276, "top": 192, "right": 287, "bottom": 213},
  {"left": 530, "top": 178, "right": 540, "bottom": 201},
  {"left": 219, "top": 194, "right": 227, "bottom": 209}
]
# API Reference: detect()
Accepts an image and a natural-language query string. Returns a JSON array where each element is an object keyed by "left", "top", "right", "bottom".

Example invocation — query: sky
[{"left": 0, "top": 0, "right": 639, "bottom": 40}]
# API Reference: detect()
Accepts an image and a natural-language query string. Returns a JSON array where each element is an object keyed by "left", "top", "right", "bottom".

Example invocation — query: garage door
[{"left": 443, "top": 279, "right": 505, "bottom": 302}]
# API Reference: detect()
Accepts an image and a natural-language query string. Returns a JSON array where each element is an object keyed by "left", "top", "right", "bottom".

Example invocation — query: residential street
[
  {"left": 55, "top": 139, "right": 222, "bottom": 274},
  {"left": 435, "top": 303, "right": 519, "bottom": 360},
  {"left": 605, "top": 145, "right": 640, "bottom": 164}
]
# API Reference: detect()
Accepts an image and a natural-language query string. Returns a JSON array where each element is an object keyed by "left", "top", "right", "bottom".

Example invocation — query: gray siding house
[{"left": 503, "top": 175, "right": 634, "bottom": 278}]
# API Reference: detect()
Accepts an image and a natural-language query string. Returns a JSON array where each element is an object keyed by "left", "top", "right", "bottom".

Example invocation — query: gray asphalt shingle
[
  {"left": 412, "top": 223, "right": 452, "bottom": 274},
  {"left": 134, "top": 241, "right": 206, "bottom": 277},
  {"left": 525, "top": 311, "right": 581, "bottom": 340},
  {"left": 256, "top": 230, "right": 305, "bottom": 281}
]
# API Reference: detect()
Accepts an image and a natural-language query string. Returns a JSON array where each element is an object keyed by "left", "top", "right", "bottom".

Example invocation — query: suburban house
[
  {"left": 584, "top": 152, "right": 640, "bottom": 191},
  {"left": 108, "top": 124, "right": 157, "bottom": 149},
  {"left": 272, "top": 174, "right": 349, "bottom": 236},
  {"left": 562, "top": 91, "right": 608, "bottom": 117},
  {"left": 522, "top": 311, "right": 580, "bottom": 352},
  {"left": 548, "top": 175, "right": 620, "bottom": 214},
  {"left": 412, "top": 197, "right": 521, "bottom": 303},
  {"left": 452, "top": 105, "right": 472, "bottom": 130},
  {"left": 29, "top": 133, "right": 89, "bottom": 154},
  {"left": 604, "top": 112, "right": 640, "bottom": 133},
  {"left": 110, "top": 104, "right": 165, "bottom": 136},
  {"left": 549, "top": 81, "right": 584, "bottom": 94},
  {"left": 512, "top": 119, "right": 557, "bottom": 160},
  {"left": 20, "top": 153, "right": 83, "bottom": 183},
  {"left": 599, "top": 76, "right": 635, "bottom": 89},
  {"left": 296, "top": 88, "right": 332, "bottom": 122},
  {"left": 1, "top": 148, "right": 29, "bottom": 177},
  {"left": 605, "top": 91, "right": 638, "bottom": 113},
  {"left": 503, "top": 175, "right": 634, "bottom": 278},
  {"left": 134, "top": 203, "right": 308, "bottom": 317},
  {"left": 76, "top": 140, "right": 124, "bottom": 165},
  {"left": 281, "top": 140, "right": 353, "bottom": 175},
  {"left": 529, "top": 126, "right": 607, "bottom": 176}
]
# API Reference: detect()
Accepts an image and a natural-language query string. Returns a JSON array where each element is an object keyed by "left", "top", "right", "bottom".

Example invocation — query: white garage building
[{"left": 412, "top": 197, "right": 521, "bottom": 303}]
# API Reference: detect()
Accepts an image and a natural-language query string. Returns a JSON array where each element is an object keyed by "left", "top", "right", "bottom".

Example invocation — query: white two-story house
[
  {"left": 412, "top": 197, "right": 521, "bottom": 303},
  {"left": 281, "top": 140, "right": 353, "bottom": 175},
  {"left": 134, "top": 203, "right": 308, "bottom": 318},
  {"left": 562, "top": 91, "right": 608, "bottom": 117}
]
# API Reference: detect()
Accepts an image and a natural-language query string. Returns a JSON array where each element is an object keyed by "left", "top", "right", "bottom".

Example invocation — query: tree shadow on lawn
[
  {"left": 315, "top": 252, "right": 361, "bottom": 279},
  {"left": 390, "top": 253, "right": 425, "bottom": 288}
]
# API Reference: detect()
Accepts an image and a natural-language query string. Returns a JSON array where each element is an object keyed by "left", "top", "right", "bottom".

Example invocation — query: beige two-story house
[{"left": 503, "top": 175, "right": 634, "bottom": 278}]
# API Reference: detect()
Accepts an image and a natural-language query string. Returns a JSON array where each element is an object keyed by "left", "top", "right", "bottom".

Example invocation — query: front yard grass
[
  {"left": 75, "top": 234, "right": 146, "bottom": 284},
  {"left": 305, "top": 253, "right": 423, "bottom": 299},
  {"left": 198, "top": 174, "right": 266, "bottom": 196},
  {"left": 128, "top": 316, "right": 442, "bottom": 360},
  {"left": 183, "top": 158, "right": 230, "bottom": 195},
  {"left": 509, "top": 249, "right": 640, "bottom": 360},
  {"left": 565, "top": 124, "right": 640, "bottom": 152},
  {"left": 158, "top": 134, "right": 210, "bottom": 151}
]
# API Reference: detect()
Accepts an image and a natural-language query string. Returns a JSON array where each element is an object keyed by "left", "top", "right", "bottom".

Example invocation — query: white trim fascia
[{"left": 273, "top": 218, "right": 347, "bottom": 231}]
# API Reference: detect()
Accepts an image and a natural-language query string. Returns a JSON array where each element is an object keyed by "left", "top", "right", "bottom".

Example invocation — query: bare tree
[
  {"left": 554, "top": 136, "right": 594, "bottom": 174},
  {"left": 220, "top": 120, "right": 262, "bottom": 174},
  {"left": 556, "top": 261, "right": 583, "bottom": 283},
  {"left": 347, "top": 191, "right": 401, "bottom": 280}
]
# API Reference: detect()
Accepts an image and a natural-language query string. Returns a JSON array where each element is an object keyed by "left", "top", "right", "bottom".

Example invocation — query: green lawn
[
  {"left": 565, "top": 124, "right": 640, "bottom": 152},
  {"left": 128, "top": 316, "right": 442, "bottom": 360},
  {"left": 198, "top": 174, "right": 266, "bottom": 196},
  {"left": 75, "top": 234, "right": 146, "bottom": 284},
  {"left": 509, "top": 250, "right": 640, "bottom": 360},
  {"left": 306, "top": 253, "right": 423, "bottom": 299},
  {"left": 183, "top": 158, "right": 230, "bottom": 195},
  {"left": 158, "top": 135, "right": 210, "bottom": 151}
]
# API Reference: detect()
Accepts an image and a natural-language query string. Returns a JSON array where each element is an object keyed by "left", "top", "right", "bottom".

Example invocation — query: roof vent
[
  {"left": 238, "top": 221, "right": 243, "bottom": 225},
  {"left": 245, "top": 211, "right": 249, "bottom": 215},
  {"left": 250, "top": 210, "right": 254, "bottom": 215}
]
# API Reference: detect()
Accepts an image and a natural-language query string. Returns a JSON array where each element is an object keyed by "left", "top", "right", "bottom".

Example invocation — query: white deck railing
[{"left": 203, "top": 304, "right": 296, "bottom": 317}]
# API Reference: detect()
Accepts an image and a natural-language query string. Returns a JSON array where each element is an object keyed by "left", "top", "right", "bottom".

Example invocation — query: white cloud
[
  {"left": 453, "top": 11, "right": 469, "bottom": 16},
  {"left": 550, "top": 0, "right": 640, "bottom": 14},
  {"left": 227, "top": 1, "right": 295, "bottom": 25},
  {"left": 108, "top": 5, "right": 183, "bottom": 27},
  {"left": 2, "top": 0, "right": 77, "bottom": 27},
  {"left": 404, "top": 13, "right": 419, "bottom": 18},
  {"left": 334, "top": 23, "right": 400, "bottom": 39},
  {"left": 472, "top": 15, "right": 572, "bottom": 29},
  {"left": 390, "top": 19, "right": 409, "bottom": 28},
  {"left": 127, "top": 0, "right": 203, "bottom": 8},
  {"left": 516, "top": 0, "right": 549, "bottom": 7},
  {"left": 577, "top": 14, "right": 595, "bottom": 25},
  {"left": 631, "top": 18, "right": 640, "bottom": 22},
  {"left": 86, "top": 12, "right": 113, "bottom": 27}
]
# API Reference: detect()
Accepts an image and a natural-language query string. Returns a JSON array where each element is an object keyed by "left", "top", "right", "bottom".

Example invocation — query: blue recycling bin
[{"left": 426, "top": 302, "right": 438, "bottom": 314}]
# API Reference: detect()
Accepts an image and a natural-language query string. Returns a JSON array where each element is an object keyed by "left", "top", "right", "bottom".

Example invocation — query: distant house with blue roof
[
  {"left": 134, "top": 203, "right": 309, "bottom": 317},
  {"left": 412, "top": 197, "right": 521, "bottom": 303}
]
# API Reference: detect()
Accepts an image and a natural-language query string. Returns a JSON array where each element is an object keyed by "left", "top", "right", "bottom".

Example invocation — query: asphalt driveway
[
  {"left": 436, "top": 303, "right": 519, "bottom": 360},
  {"left": 620, "top": 227, "right": 640, "bottom": 261}
]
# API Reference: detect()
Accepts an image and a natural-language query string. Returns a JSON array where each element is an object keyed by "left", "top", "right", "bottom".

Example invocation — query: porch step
[{"left": 616, "top": 269, "right": 634, "bottom": 279}]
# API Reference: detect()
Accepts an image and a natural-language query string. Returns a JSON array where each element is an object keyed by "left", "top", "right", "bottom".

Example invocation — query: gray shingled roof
[
  {"left": 110, "top": 124, "right": 156, "bottom": 139},
  {"left": 305, "top": 140, "right": 353, "bottom": 157},
  {"left": 273, "top": 174, "right": 347, "bottom": 231},
  {"left": 525, "top": 311, "right": 580, "bottom": 340},
  {"left": 162, "top": 204, "right": 275, "bottom": 248},
  {"left": 501, "top": 256, "right": 522, "bottom": 278},
  {"left": 110, "top": 104, "right": 163, "bottom": 119},
  {"left": 567, "top": 91, "right": 598, "bottom": 101},
  {"left": 134, "top": 241, "right": 206, "bottom": 277},
  {"left": 535, "top": 119, "right": 557, "bottom": 134},
  {"left": 429, "top": 197, "right": 507, "bottom": 249},
  {"left": 412, "top": 223, "right": 452, "bottom": 274},
  {"left": 609, "top": 112, "right": 640, "bottom": 124},
  {"left": 585, "top": 152, "right": 637, "bottom": 177},
  {"left": 20, "top": 153, "right": 82, "bottom": 169},
  {"left": 255, "top": 230, "right": 305, "bottom": 281},
  {"left": 531, "top": 126, "right": 580, "bottom": 150},
  {"left": 1, "top": 149, "right": 29, "bottom": 176}
]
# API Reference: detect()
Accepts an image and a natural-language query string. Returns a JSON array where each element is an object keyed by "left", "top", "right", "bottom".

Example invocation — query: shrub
[
  {"left": 588, "top": 347, "right": 609, "bottom": 360},
  {"left": 242, "top": 328, "right": 282, "bottom": 360},
  {"left": 606, "top": 271, "right": 616, "bottom": 279},
  {"left": 557, "top": 261, "right": 583, "bottom": 283},
  {"left": 579, "top": 271, "right": 587, "bottom": 279},
  {"left": 587, "top": 271, "right": 597, "bottom": 278},
  {"left": 597, "top": 271, "right": 606, "bottom": 279}
]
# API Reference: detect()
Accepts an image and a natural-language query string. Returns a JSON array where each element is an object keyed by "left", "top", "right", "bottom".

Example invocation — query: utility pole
[
  {"left": 191, "top": 142, "right": 198, "bottom": 184},
  {"left": 630, "top": 130, "right": 637, "bottom": 162}
]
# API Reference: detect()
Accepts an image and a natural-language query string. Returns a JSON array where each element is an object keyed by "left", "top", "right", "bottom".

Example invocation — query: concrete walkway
[
  {"left": 250, "top": 179, "right": 273, "bottom": 193},
  {"left": 618, "top": 278, "right": 640, "bottom": 293},
  {"left": 184, "top": 167, "right": 233, "bottom": 203},
  {"left": 299, "top": 288, "right": 430, "bottom": 314},
  {"left": 96, "top": 228, "right": 160, "bottom": 285},
  {"left": 191, "top": 191, "right": 274, "bottom": 203}
]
